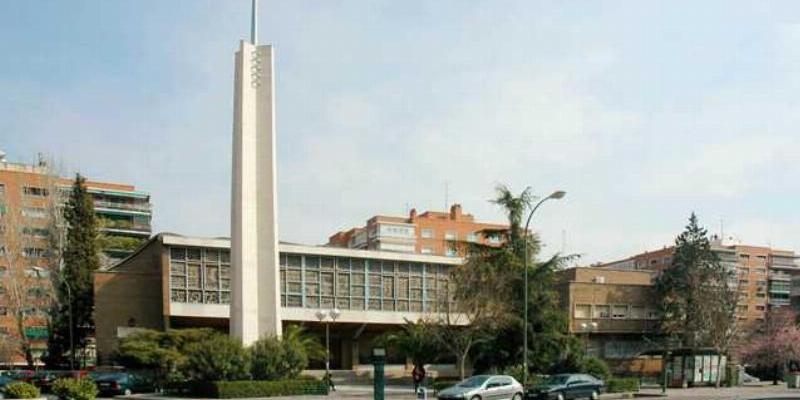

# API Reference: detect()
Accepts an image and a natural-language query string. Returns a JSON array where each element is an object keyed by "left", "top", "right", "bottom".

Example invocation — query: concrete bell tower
[{"left": 230, "top": 0, "right": 281, "bottom": 345}]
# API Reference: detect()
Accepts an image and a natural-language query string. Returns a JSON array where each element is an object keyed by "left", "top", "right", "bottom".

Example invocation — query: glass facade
[
  {"left": 279, "top": 252, "right": 455, "bottom": 312},
  {"left": 168, "top": 246, "right": 456, "bottom": 312},
  {"left": 169, "top": 246, "right": 231, "bottom": 304}
]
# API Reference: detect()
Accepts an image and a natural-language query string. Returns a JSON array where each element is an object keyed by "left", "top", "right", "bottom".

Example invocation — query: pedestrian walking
[{"left": 412, "top": 364, "right": 426, "bottom": 393}]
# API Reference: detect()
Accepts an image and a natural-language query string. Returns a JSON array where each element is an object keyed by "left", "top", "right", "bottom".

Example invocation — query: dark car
[
  {"left": 0, "top": 375, "right": 19, "bottom": 393},
  {"left": 526, "top": 374, "right": 604, "bottom": 400},
  {"left": 5, "top": 370, "right": 34, "bottom": 383},
  {"left": 91, "top": 372, "right": 151, "bottom": 396}
]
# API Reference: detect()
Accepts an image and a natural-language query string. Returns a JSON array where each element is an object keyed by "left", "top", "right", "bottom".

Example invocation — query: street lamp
[
  {"left": 33, "top": 266, "right": 74, "bottom": 370},
  {"left": 315, "top": 308, "right": 341, "bottom": 382},
  {"left": 580, "top": 322, "right": 598, "bottom": 353},
  {"left": 522, "top": 190, "right": 566, "bottom": 385}
]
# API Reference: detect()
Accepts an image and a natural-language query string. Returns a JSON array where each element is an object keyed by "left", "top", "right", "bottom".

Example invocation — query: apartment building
[
  {"left": 0, "top": 153, "right": 151, "bottom": 365},
  {"left": 327, "top": 204, "right": 507, "bottom": 256},
  {"left": 94, "top": 233, "right": 464, "bottom": 369},
  {"left": 555, "top": 267, "right": 661, "bottom": 374},
  {"left": 599, "top": 241, "right": 799, "bottom": 323}
]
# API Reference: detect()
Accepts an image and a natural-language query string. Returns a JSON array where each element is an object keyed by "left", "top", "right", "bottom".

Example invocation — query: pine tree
[
  {"left": 655, "top": 213, "right": 736, "bottom": 350},
  {"left": 47, "top": 174, "right": 100, "bottom": 368}
]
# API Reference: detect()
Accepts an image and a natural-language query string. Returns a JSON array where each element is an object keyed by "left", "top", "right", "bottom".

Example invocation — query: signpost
[{"left": 372, "top": 347, "right": 386, "bottom": 400}]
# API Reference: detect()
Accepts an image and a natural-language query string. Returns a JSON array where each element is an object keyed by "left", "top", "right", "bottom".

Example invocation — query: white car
[{"left": 438, "top": 375, "right": 525, "bottom": 400}]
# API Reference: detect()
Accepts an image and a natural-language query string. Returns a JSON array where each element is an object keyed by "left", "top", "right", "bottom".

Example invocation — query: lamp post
[
  {"left": 580, "top": 322, "right": 598, "bottom": 354},
  {"left": 33, "top": 266, "right": 74, "bottom": 370},
  {"left": 522, "top": 190, "right": 566, "bottom": 385},
  {"left": 316, "top": 308, "right": 341, "bottom": 382}
]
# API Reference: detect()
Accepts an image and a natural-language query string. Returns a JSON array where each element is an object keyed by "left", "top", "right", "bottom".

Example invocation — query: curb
[{"left": 599, "top": 393, "right": 636, "bottom": 400}]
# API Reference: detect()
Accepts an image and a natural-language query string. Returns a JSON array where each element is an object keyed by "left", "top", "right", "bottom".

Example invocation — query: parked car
[
  {"left": 5, "top": 370, "right": 34, "bottom": 382},
  {"left": 0, "top": 375, "right": 18, "bottom": 392},
  {"left": 437, "top": 374, "right": 524, "bottom": 400},
  {"left": 90, "top": 372, "right": 152, "bottom": 396},
  {"left": 526, "top": 374, "right": 604, "bottom": 400}
]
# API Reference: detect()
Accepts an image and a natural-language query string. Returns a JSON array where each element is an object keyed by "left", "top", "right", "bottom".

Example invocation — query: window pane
[
  {"left": 170, "top": 247, "right": 186, "bottom": 260},
  {"left": 321, "top": 273, "right": 334, "bottom": 295},
  {"left": 170, "top": 261, "right": 185, "bottom": 275},
  {"left": 205, "top": 266, "right": 219, "bottom": 289},
  {"left": 593, "top": 305, "right": 610, "bottom": 319},
  {"left": 574, "top": 305, "right": 591, "bottom": 319},
  {"left": 305, "top": 256, "right": 320, "bottom": 269},
  {"left": 336, "top": 273, "right": 350, "bottom": 296},
  {"left": 187, "top": 265, "right": 201, "bottom": 289},
  {"left": 336, "top": 298, "right": 350, "bottom": 310},
  {"left": 171, "top": 275, "right": 186, "bottom": 289}
]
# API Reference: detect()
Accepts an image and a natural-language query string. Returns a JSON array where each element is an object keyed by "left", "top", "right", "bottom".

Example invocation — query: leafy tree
[
  {"left": 379, "top": 319, "right": 442, "bottom": 372},
  {"left": 739, "top": 308, "right": 800, "bottom": 385},
  {"left": 655, "top": 213, "right": 737, "bottom": 351},
  {"left": 448, "top": 185, "right": 574, "bottom": 376},
  {"left": 115, "top": 328, "right": 216, "bottom": 387},
  {"left": 184, "top": 333, "right": 251, "bottom": 381},
  {"left": 48, "top": 174, "right": 100, "bottom": 367},
  {"left": 250, "top": 325, "right": 324, "bottom": 380}
]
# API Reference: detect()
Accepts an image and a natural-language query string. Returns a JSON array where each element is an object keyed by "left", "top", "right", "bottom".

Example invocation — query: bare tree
[
  {"left": 427, "top": 266, "right": 513, "bottom": 379},
  {"left": 0, "top": 160, "right": 65, "bottom": 367}
]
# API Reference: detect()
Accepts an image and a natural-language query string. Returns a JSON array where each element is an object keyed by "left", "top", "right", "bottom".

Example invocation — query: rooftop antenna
[
  {"left": 444, "top": 180, "right": 449, "bottom": 211},
  {"left": 250, "top": 0, "right": 258, "bottom": 45}
]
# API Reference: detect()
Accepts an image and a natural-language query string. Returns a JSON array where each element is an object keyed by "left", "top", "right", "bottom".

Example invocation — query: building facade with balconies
[
  {"left": 327, "top": 204, "right": 507, "bottom": 257},
  {"left": 0, "top": 153, "right": 151, "bottom": 365},
  {"left": 598, "top": 241, "right": 799, "bottom": 324}
]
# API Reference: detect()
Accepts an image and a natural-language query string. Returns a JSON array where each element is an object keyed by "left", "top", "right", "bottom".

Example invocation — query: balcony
[
  {"left": 769, "top": 286, "right": 791, "bottom": 294},
  {"left": 769, "top": 298, "right": 791, "bottom": 307},
  {"left": 94, "top": 200, "right": 152, "bottom": 214},
  {"left": 769, "top": 272, "right": 791, "bottom": 281},
  {"left": 770, "top": 256, "right": 799, "bottom": 269},
  {"left": 99, "top": 219, "right": 151, "bottom": 235}
]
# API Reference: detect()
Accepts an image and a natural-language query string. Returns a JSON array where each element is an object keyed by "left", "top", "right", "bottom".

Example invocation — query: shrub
[
  {"left": 192, "top": 379, "right": 327, "bottom": 398},
  {"left": 607, "top": 377, "right": 639, "bottom": 393},
  {"left": 183, "top": 333, "right": 251, "bottom": 381},
  {"left": 250, "top": 326, "right": 320, "bottom": 380},
  {"left": 581, "top": 356, "right": 611, "bottom": 381},
  {"left": 51, "top": 378, "right": 99, "bottom": 400},
  {"left": 4, "top": 382, "right": 41, "bottom": 399}
]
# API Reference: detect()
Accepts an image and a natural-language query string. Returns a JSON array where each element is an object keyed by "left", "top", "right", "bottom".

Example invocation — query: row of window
[
  {"left": 279, "top": 253, "right": 455, "bottom": 312},
  {"left": 0, "top": 185, "right": 50, "bottom": 198},
  {"left": 0, "top": 246, "right": 49, "bottom": 258},
  {"left": 0, "top": 306, "right": 48, "bottom": 317},
  {"left": 169, "top": 247, "right": 231, "bottom": 305},
  {"left": 420, "top": 228, "right": 498, "bottom": 244},
  {"left": 574, "top": 304, "right": 659, "bottom": 320},
  {"left": 0, "top": 266, "right": 50, "bottom": 278}
]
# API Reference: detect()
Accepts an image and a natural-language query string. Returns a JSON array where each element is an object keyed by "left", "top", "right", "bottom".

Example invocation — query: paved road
[
  {"left": 639, "top": 385, "right": 800, "bottom": 400},
  {"left": 118, "top": 384, "right": 800, "bottom": 400}
]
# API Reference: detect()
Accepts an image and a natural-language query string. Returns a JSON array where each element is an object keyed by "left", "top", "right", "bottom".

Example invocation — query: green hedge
[
  {"left": 51, "top": 378, "right": 99, "bottom": 400},
  {"left": 192, "top": 379, "right": 328, "bottom": 398},
  {"left": 4, "top": 382, "right": 41, "bottom": 399},
  {"left": 607, "top": 377, "right": 639, "bottom": 393}
]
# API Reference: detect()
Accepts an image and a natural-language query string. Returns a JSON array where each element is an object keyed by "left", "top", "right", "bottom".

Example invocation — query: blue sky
[{"left": 2, "top": 1, "right": 800, "bottom": 263}]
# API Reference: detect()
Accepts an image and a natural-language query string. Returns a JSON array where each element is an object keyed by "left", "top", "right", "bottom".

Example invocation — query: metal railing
[{"left": 93, "top": 200, "right": 152, "bottom": 212}]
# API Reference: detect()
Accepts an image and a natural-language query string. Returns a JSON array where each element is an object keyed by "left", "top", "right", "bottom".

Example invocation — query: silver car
[{"left": 438, "top": 374, "right": 524, "bottom": 400}]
